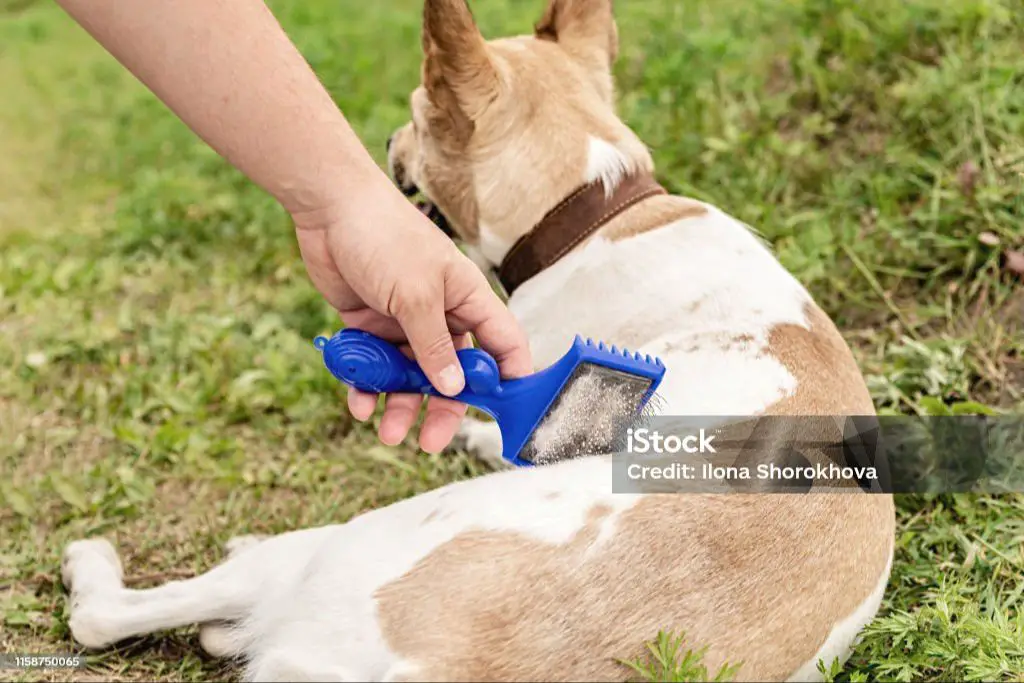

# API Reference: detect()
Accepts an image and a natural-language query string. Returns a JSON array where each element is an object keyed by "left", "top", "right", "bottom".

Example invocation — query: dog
[{"left": 60, "top": 1, "right": 895, "bottom": 680}]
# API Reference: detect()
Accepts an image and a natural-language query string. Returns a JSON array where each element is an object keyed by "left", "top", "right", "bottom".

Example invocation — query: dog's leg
[
  {"left": 452, "top": 417, "right": 511, "bottom": 471},
  {"left": 198, "top": 534, "right": 271, "bottom": 659},
  {"left": 63, "top": 528, "right": 331, "bottom": 652},
  {"left": 62, "top": 538, "right": 265, "bottom": 650}
]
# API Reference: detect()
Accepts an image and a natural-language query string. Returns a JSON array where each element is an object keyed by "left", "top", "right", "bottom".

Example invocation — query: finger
[
  {"left": 378, "top": 393, "right": 424, "bottom": 446},
  {"left": 452, "top": 332, "right": 474, "bottom": 351},
  {"left": 393, "top": 293, "right": 465, "bottom": 397},
  {"left": 419, "top": 396, "right": 469, "bottom": 454},
  {"left": 339, "top": 309, "right": 407, "bottom": 342},
  {"left": 396, "top": 331, "right": 470, "bottom": 359},
  {"left": 341, "top": 309, "right": 476, "bottom": 347},
  {"left": 419, "top": 333, "right": 472, "bottom": 453},
  {"left": 347, "top": 388, "right": 378, "bottom": 422},
  {"left": 459, "top": 288, "right": 533, "bottom": 379}
]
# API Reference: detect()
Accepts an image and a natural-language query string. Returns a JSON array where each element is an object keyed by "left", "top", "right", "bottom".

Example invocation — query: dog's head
[{"left": 388, "top": 0, "right": 654, "bottom": 267}]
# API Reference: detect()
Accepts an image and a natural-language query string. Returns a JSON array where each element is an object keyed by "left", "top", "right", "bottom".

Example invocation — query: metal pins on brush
[{"left": 519, "top": 363, "right": 663, "bottom": 465}]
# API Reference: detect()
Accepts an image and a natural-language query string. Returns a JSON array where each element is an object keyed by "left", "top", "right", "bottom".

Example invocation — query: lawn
[{"left": 1, "top": 0, "right": 1022, "bottom": 681}]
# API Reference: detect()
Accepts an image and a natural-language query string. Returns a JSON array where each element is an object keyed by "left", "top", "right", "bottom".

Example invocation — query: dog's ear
[
  {"left": 422, "top": 0, "right": 498, "bottom": 144},
  {"left": 535, "top": 0, "right": 619, "bottom": 71}
]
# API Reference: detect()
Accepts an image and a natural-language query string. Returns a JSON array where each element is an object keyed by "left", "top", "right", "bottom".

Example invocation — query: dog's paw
[
  {"left": 199, "top": 621, "right": 244, "bottom": 659},
  {"left": 67, "top": 598, "right": 121, "bottom": 650},
  {"left": 62, "top": 538, "right": 123, "bottom": 595},
  {"left": 452, "top": 418, "right": 511, "bottom": 472},
  {"left": 225, "top": 534, "right": 267, "bottom": 558},
  {"left": 62, "top": 539, "right": 125, "bottom": 651}
]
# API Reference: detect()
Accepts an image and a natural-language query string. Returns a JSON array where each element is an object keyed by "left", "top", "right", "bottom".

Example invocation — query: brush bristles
[
  {"left": 639, "top": 391, "right": 666, "bottom": 422},
  {"left": 518, "top": 363, "right": 663, "bottom": 466}
]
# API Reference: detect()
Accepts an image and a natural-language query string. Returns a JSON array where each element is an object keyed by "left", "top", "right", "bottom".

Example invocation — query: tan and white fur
[{"left": 60, "top": 1, "right": 896, "bottom": 680}]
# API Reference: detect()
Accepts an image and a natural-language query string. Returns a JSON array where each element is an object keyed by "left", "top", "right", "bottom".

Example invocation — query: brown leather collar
[{"left": 497, "top": 172, "right": 667, "bottom": 295}]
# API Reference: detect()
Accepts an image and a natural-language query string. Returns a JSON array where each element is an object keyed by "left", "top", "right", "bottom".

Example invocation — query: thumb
[{"left": 394, "top": 296, "right": 465, "bottom": 397}]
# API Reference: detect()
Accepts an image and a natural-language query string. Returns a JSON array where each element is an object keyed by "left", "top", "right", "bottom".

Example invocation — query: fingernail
[
  {"left": 438, "top": 364, "right": 465, "bottom": 396},
  {"left": 379, "top": 426, "right": 403, "bottom": 446}
]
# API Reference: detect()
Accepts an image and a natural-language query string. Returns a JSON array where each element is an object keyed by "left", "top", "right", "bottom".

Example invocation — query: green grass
[
  {"left": 621, "top": 631, "right": 742, "bottom": 682},
  {"left": 1, "top": 0, "right": 1022, "bottom": 681}
]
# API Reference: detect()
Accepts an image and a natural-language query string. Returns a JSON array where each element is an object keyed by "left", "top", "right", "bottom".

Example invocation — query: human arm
[{"left": 54, "top": 0, "right": 533, "bottom": 451}]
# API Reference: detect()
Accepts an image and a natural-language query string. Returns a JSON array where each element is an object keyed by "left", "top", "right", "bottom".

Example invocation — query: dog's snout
[
  {"left": 390, "top": 160, "right": 418, "bottom": 197},
  {"left": 386, "top": 134, "right": 416, "bottom": 195}
]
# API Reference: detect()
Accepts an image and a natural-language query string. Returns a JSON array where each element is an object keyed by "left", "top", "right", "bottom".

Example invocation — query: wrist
[{"left": 288, "top": 161, "right": 396, "bottom": 232}]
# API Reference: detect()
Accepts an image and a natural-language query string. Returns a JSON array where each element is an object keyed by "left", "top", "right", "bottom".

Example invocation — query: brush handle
[{"left": 314, "top": 328, "right": 502, "bottom": 396}]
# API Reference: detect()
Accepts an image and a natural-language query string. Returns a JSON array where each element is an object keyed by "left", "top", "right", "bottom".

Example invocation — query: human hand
[{"left": 292, "top": 180, "right": 533, "bottom": 454}]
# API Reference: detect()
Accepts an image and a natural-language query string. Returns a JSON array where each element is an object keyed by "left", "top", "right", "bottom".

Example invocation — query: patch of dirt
[
  {"left": 1, "top": 402, "right": 112, "bottom": 483},
  {"left": 995, "top": 287, "right": 1024, "bottom": 328},
  {"left": 765, "top": 56, "right": 796, "bottom": 97},
  {"left": 989, "top": 288, "right": 1024, "bottom": 406}
]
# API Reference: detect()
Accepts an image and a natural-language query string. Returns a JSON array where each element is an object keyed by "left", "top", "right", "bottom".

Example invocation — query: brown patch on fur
[
  {"left": 378, "top": 493, "right": 893, "bottom": 682},
  {"left": 765, "top": 303, "right": 875, "bottom": 416},
  {"left": 599, "top": 194, "right": 708, "bottom": 242},
  {"left": 694, "top": 303, "right": 889, "bottom": 496},
  {"left": 689, "top": 303, "right": 887, "bottom": 495}
]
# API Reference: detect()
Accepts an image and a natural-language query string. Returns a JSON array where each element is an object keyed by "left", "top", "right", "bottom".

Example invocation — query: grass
[
  {"left": 620, "top": 631, "right": 742, "bottom": 682},
  {"left": 1, "top": 0, "right": 1022, "bottom": 680}
]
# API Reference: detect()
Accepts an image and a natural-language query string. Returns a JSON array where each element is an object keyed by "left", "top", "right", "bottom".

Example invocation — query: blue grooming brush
[{"left": 313, "top": 329, "right": 666, "bottom": 467}]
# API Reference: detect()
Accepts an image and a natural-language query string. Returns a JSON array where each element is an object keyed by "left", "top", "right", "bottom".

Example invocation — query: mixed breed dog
[{"left": 59, "top": 1, "right": 895, "bottom": 680}]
